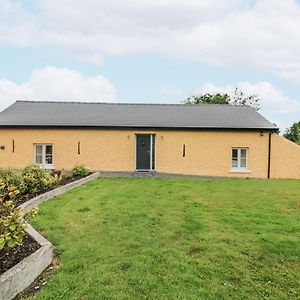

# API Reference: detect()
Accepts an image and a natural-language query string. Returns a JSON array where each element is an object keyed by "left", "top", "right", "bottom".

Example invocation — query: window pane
[
  {"left": 35, "top": 145, "right": 43, "bottom": 164},
  {"left": 35, "top": 154, "right": 43, "bottom": 164},
  {"left": 45, "top": 155, "right": 53, "bottom": 164},
  {"left": 45, "top": 146, "right": 53, "bottom": 164},
  {"left": 240, "top": 149, "right": 247, "bottom": 158},
  {"left": 232, "top": 158, "right": 238, "bottom": 168},
  {"left": 36, "top": 145, "right": 42, "bottom": 155},
  {"left": 232, "top": 149, "right": 238, "bottom": 159},
  {"left": 232, "top": 149, "right": 238, "bottom": 168},
  {"left": 46, "top": 145, "right": 52, "bottom": 155},
  {"left": 240, "top": 158, "right": 247, "bottom": 168}
]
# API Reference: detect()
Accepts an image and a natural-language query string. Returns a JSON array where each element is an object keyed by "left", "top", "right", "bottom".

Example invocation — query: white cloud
[
  {"left": 160, "top": 85, "right": 184, "bottom": 97},
  {"left": 196, "top": 81, "right": 300, "bottom": 131},
  {"left": 1, "top": 0, "right": 300, "bottom": 83},
  {"left": 0, "top": 66, "right": 117, "bottom": 111}
]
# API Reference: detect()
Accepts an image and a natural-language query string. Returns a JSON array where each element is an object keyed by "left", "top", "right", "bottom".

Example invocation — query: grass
[{"left": 29, "top": 178, "right": 300, "bottom": 299}]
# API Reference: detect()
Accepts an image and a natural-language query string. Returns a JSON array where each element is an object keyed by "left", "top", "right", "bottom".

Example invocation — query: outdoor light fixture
[
  {"left": 0, "top": 145, "right": 5, "bottom": 150},
  {"left": 260, "top": 131, "right": 264, "bottom": 136}
]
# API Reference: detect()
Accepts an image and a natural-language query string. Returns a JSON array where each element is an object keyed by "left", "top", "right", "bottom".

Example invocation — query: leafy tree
[
  {"left": 184, "top": 93, "right": 230, "bottom": 105},
  {"left": 283, "top": 122, "right": 300, "bottom": 144},
  {"left": 231, "top": 87, "right": 261, "bottom": 111},
  {"left": 183, "top": 87, "right": 261, "bottom": 111}
]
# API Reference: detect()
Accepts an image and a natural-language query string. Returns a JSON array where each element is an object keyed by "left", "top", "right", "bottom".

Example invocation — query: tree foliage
[
  {"left": 185, "top": 93, "right": 230, "bottom": 105},
  {"left": 283, "top": 121, "right": 300, "bottom": 144},
  {"left": 183, "top": 87, "right": 261, "bottom": 111},
  {"left": 231, "top": 87, "right": 261, "bottom": 111}
]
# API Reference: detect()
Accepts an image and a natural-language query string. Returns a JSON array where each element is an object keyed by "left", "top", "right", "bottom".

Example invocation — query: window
[
  {"left": 34, "top": 144, "right": 53, "bottom": 168},
  {"left": 231, "top": 148, "right": 248, "bottom": 171}
]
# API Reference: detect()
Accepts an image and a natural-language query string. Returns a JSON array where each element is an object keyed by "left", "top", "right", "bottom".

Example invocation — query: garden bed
[
  {"left": 0, "top": 164, "right": 100, "bottom": 300},
  {"left": 0, "top": 235, "right": 40, "bottom": 275},
  {"left": 0, "top": 225, "right": 53, "bottom": 300},
  {"left": 14, "top": 173, "right": 92, "bottom": 207},
  {"left": 20, "top": 172, "right": 101, "bottom": 213}
]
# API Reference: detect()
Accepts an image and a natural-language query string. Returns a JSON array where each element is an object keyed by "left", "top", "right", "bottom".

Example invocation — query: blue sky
[{"left": 0, "top": 0, "right": 300, "bottom": 130}]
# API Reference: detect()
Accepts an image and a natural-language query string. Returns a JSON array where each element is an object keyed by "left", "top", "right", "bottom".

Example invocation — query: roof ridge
[{"left": 15, "top": 100, "right": 249, "bottom": 108}]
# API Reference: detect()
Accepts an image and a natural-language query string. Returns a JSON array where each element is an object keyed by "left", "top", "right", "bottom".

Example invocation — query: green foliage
[
  {"left": 231, "top": 87, "right": 261, "bottom": 111},
  {"left": 184, "top": 93, "right": 230, "bottom": 105},
  {"left": 72, "top": 165, "right": 90, "bottom": 177},
  {"left": 0, "top": 199, "right": 37, "bottom": 250},
  {"left": 0, "top": 164, "right": 59, "bottom": 250},
  {"left": 60, "top": 169, "right": 73, "bottom": 180},
  {"left": 0, "top": 168, "right": 22, "bottom": 201},
  {"left": 21, "top": 164, "right": 60, "bottom": 195},
  {"left": 283, "top": 121, "right": 300, "bottom": 144},
  {"left": 0, "top": 164, "right": 67, "bottom": 251},
  {"left": 183, "top": 87, "right": 261, "bottom": 111},
  {"left": 0, "top": 163, "right": 91, "bottom": 251}
]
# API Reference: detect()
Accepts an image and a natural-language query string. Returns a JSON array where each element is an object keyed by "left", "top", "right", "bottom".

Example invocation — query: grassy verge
[{"left": 30, "top": 178, "right": 300, "bottom": 299}]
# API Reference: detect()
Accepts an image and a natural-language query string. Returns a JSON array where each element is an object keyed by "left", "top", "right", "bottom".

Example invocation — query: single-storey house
[{"left": 0, "top": 100, "right": 299, "bottom": 179}]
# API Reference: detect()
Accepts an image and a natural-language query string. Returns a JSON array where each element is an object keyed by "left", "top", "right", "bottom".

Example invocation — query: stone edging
[
  {"left": 0, "top": 172, "right": 101, "bottom": 300},
  {"left": 20, "top": 172, "right": 101, "bottom": 213},
  {"left": 0, "top": 225, "right": 53, "bottom": 300}
]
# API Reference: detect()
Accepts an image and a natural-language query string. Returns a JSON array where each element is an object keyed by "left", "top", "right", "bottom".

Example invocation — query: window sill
[
  {"left": 39, "top": 164, "right": 54, "bottom": 170},
  {"left": 229, "top": 168, "right": 251, "bottom": 174}
]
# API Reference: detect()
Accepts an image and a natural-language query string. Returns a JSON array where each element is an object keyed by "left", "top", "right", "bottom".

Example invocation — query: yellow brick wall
[
  {"left": 271, "top": 134, "right": 300, "bottom": 179},
  {"left": 156, "top": 130, "right": 271, "bottom": 177},
  {"left": 0, "top": 128, "right": 277, "bottom": 178}
]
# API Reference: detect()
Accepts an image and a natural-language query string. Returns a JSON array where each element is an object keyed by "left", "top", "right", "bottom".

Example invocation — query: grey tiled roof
[{"left": 0, "top": 101, "right": 278, "bottom": 130}]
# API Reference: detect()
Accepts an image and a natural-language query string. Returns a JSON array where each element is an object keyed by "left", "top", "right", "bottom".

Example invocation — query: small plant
[
  {"left": 72, "top": 165, "right": 90, "bottom": 177},
  {"left": 0, "top": 198, "right": 37, "bottom": 250},
  {"left": 21, "top": 164, "right": 59, "bottom": 195},
  {"left": 0, "top": 168, "right": 22, "bottom": 201},
  {"left": 60, "top": 169, "right": 73, "bottom": 180}
]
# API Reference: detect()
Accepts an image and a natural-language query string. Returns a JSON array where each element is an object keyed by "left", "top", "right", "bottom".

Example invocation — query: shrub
[
  {"left": 0, "top": 168, "right": 22, "bottom": 201},
  {"left": 0, "top": 199, "right": 37, "bottom": 250},
  {"left": 0, "top": 164, "right": 61, "bottom": 251},
  {"left": 60, "top": 169, "right": 73, "bottom": 180},
  {"left": 21, "top": 164, "right": 60, "bottom": 195},
  {"left": 72, "top": 165, "right": 90, "bottom": 177}
]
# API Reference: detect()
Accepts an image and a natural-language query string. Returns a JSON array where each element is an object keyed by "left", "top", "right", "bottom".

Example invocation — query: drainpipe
[{"left": 267, "top": 132, "right": 272, "bottom": 179}]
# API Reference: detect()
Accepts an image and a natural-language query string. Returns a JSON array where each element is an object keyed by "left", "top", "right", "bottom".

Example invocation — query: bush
[
  {"left": 0, "top": 168, "right": 22, "bottom": 201},
  {"left": 60, "top": 169, "right": 73, "bottom": 180},
  {"left": 0, "top": 164, "right": 60, "bottom": 251},
  {"left": 0, "top": 199, "right": 37, "bottom": 250},
  {"left": 21, "top": 164, "right": 60, "bottom": 195},
  {"left": 72, "top": 165, "right": 90, "bottom": 177}
]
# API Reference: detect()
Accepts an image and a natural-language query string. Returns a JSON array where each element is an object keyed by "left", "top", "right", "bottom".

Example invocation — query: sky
[{"left": 0, "top": 0, "right": 300, "bottom": 131}]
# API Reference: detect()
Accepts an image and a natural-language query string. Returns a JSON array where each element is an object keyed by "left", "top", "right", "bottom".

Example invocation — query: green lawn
[{"left": 30, "top": 178, "right": 300, "bottom": 299}]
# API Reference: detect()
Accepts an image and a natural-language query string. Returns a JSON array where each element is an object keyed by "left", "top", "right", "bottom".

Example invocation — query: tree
[
  {"left": 283, "top": 122, "right": 300, "bottom": 144},
  {"left": 183, "top": 87, "right": 261, "bottom": 111},
  {"left": 231, "top": 87, "right": 261, "bottom": 111},
  {"left": 184, "top": 93, "right": 230, "bottom": 105}
]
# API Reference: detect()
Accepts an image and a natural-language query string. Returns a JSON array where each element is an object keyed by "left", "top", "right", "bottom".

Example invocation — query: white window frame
[
  {"left": 230, "top": 148, "right": 249, "bottom": 173},
  {"left": 34, "top": 144, "right": 54, "bottom": 169}
]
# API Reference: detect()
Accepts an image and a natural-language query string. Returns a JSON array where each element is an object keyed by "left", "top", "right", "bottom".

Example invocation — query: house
[{"left": 0, "top": 100, "right": 299, "bottom": 179}]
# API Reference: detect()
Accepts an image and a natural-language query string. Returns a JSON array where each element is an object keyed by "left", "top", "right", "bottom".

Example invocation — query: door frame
[{"left": 135, "top": 134, "right": 156, "bottom": 171}]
